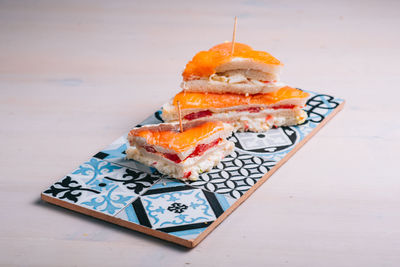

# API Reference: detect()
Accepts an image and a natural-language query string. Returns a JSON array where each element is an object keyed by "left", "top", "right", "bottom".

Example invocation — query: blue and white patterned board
[
  {"left": 42, "top": 158, "right": 161, "bottom": 216},
  {"left": 41, "top": 91, "right": 344, "bottom": 248},
  {"left": 116, "top": 178, "right": 235, "bottom": 240}
]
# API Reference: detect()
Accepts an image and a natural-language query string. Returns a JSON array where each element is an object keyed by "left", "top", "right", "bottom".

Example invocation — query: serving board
[{"left": 41, "top": 91, "right": 344, "bottom": 248}]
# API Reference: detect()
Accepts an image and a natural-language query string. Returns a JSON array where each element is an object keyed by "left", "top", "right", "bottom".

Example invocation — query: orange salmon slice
[
  {"left": 129, "top": 121, "right": 225, "bottom": 153},
  {"left": 182, "top": 42, "right": 282, "bottom": 80},
  {"left": 173, "top": 86, "right": 309, "bottom": 110}
]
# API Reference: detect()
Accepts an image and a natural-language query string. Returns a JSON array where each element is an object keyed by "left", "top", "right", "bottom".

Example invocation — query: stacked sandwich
[
  {"left": 126, "top": 42, "right": 310, "bottom": 181},
  {"left": 162, "top": 42, "right": 309, "bottom": 132},
  {"left": 126, "top": 120, "right": 234, "bottom": 181}
]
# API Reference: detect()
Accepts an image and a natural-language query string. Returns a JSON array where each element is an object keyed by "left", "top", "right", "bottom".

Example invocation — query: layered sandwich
[
  {"left": 162, "top": 42, "right": 310, "bottom": 132},
  {"left": 181, "top": 42, "right": 285, "bottom": 95},
  {"left": 126, "top": 120, "right": 234, "bottom": 181},
  {"left": 162, "top": 86, "right": 310, "bottom": 132}
]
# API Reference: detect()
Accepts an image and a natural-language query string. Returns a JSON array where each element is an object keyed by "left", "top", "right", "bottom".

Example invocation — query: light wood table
[{"left": 1, "top": 0, "right": 399, "bottom": 266}]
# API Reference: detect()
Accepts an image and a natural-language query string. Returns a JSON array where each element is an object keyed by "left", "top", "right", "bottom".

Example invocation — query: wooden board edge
[
  {"left": 40, "top": 193, "right": 194, "bottom": 248},
  {"left": 190, "top": 101, "right": 345, "bottom": 247}
]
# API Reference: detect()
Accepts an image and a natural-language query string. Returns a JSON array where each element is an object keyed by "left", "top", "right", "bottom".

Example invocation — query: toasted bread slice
[{"left": 182, "top": 42, "right": 283, "bottom": 94}]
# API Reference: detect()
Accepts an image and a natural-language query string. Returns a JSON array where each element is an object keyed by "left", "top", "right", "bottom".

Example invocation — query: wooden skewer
[
  {"left": 231, "top": 16, "right": 237, "bottom": 55},
  {"left": 177, "top": 101, "right": 183, "bottom": 133}
]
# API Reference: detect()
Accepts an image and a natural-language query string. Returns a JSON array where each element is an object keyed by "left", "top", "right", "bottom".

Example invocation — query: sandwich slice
[
  {"left": 181, "top": 42, "right": 285, "bottom": 95},
  {"left": 162, "top": 86, "right": 310, "bottom": 132},
  {"left": 126, "top": 120, "right": 234, "bottom": 181}
]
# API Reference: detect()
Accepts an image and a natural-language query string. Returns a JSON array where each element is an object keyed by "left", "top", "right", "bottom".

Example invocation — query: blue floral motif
[
  {"left": 146, "top": 191, "right": 193, "bottom": 202},
  {"left": 190, "top": 192, "right": 212, "bottom": 217},
  {"left": 142, "top": 199, "right": 165, "bottom": 226},
  {"left": 72, "top": 158, "right": 122, "bottom": 185},
  {"left": 159, "top": 214, "right": 208, "bottom": 227},
  {"left": 50, "top": 158, "right": 160, "bottom": 215},
  {"left": 81, "top": 185, "right": 133, "bottom": 215}
]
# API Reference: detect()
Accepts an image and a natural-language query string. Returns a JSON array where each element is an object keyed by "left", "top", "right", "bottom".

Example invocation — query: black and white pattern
[
  {"left": 230, "top": 126, "right": 298, "bottom": 154},
  {"left": 188, "top": 151, "right": 276, "bottom": 199},
  {"left": 104, "top": 168, "right": 161, "bottom": 195},
  {"left": 42, "top": 158, "right": 161, "bottom": 215},
  {"left": 167, "top": 202, "right": 189, "bottom": 214},
  {"left": 303, "top": 93, "right": 340, "bottom": 124},
  {"left": 43, "top": 176, "right": 100, "bottom": 203}
]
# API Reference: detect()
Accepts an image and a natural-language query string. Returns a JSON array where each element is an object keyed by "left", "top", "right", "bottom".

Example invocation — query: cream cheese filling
[
  {"left": 208, "top": 72, "right": 284, "bottom": 87},
  {"left": 126, "top": 140, "right": 234, "bottom": 181}
]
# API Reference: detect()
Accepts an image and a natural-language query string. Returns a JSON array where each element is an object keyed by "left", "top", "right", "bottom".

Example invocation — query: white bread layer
[
  {"left": 161, "top": 97, "right": 308, "bottom": 122},
  {"left": 127, "top": 121, "right": 234, "bottom": 160},
  {"left": 126, "top": 140, "right": 234, "bottom": 181},
  {"left": 228, "top": 109, "right": 307, "bottom": 132},
  {"left": 163, "top": 107, "right": 307, "bottom": 132},
  {"left": 183, "top": 62, "right": 284, "bottom": 95},
  {"left": 215, "top": 57, "right": 282, "bottom": 75},
  {"left": 181, "top": 79, "right": 285, "bottom": 95},
  {"left": 219, "top": 69, "right": 279, "bottom": 81},
  {"left": 133, "top": 139, "right": 230, "bottom": 168}
]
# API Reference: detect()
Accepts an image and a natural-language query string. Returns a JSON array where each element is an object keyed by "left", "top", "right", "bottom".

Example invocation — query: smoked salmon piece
[
  {"left": 126, "top": 121, "right": 235, "bottom": 181},
  {"left": 129, "top": 121, "right": 226, "bottom": 153},
  {"left": 182, "top": 42, "right": 282, "bottom": 81},
  {"left": 172, "top": 86, "right": 309, "bottom": 110}
]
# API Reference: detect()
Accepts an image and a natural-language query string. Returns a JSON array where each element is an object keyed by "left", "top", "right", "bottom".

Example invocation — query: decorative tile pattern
[
  {"left": 188, "top": 150, "right": 276, "bottom": 199},
  {"left": 116, "top": 179, "right": 236, "bottom": 240},
  {"left": 232, "top": 127, "right": 298, "bottom": 153},
  {"left": 304, "top": 93, "right": 340, "bottom": 125},
  {"left": 43, "top": 176, "right": 100, "bottom": 203},
  {"left": 43, "top": 158, "right": 161, "bottom": 215}
]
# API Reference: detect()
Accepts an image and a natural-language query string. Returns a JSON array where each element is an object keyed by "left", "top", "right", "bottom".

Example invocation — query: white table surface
[{"left": 1, "top": 0, "right": 399, "bottom": 266}]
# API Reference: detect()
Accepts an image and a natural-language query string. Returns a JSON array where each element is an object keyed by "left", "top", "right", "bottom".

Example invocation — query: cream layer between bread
[
  {"left": 182, "top": 67, "right": 284, "bottom": 95},
  {"left": 214, "top": 57, "right": 282, "bottom": 76},
  {"left": 228, "top": 109, "right": 307, "bottom": 132},
  {"left": 126, "top": 140, "right": 234, "bottom": 181},
  {"left": 181, "top": 79, "right": 285, "bottom": 95},
  {"left": 162, "top": 99, "right": 307, "bottom": 119},
  {"left": 162, "top": 107, "right": 307, "bottom": 132}
]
